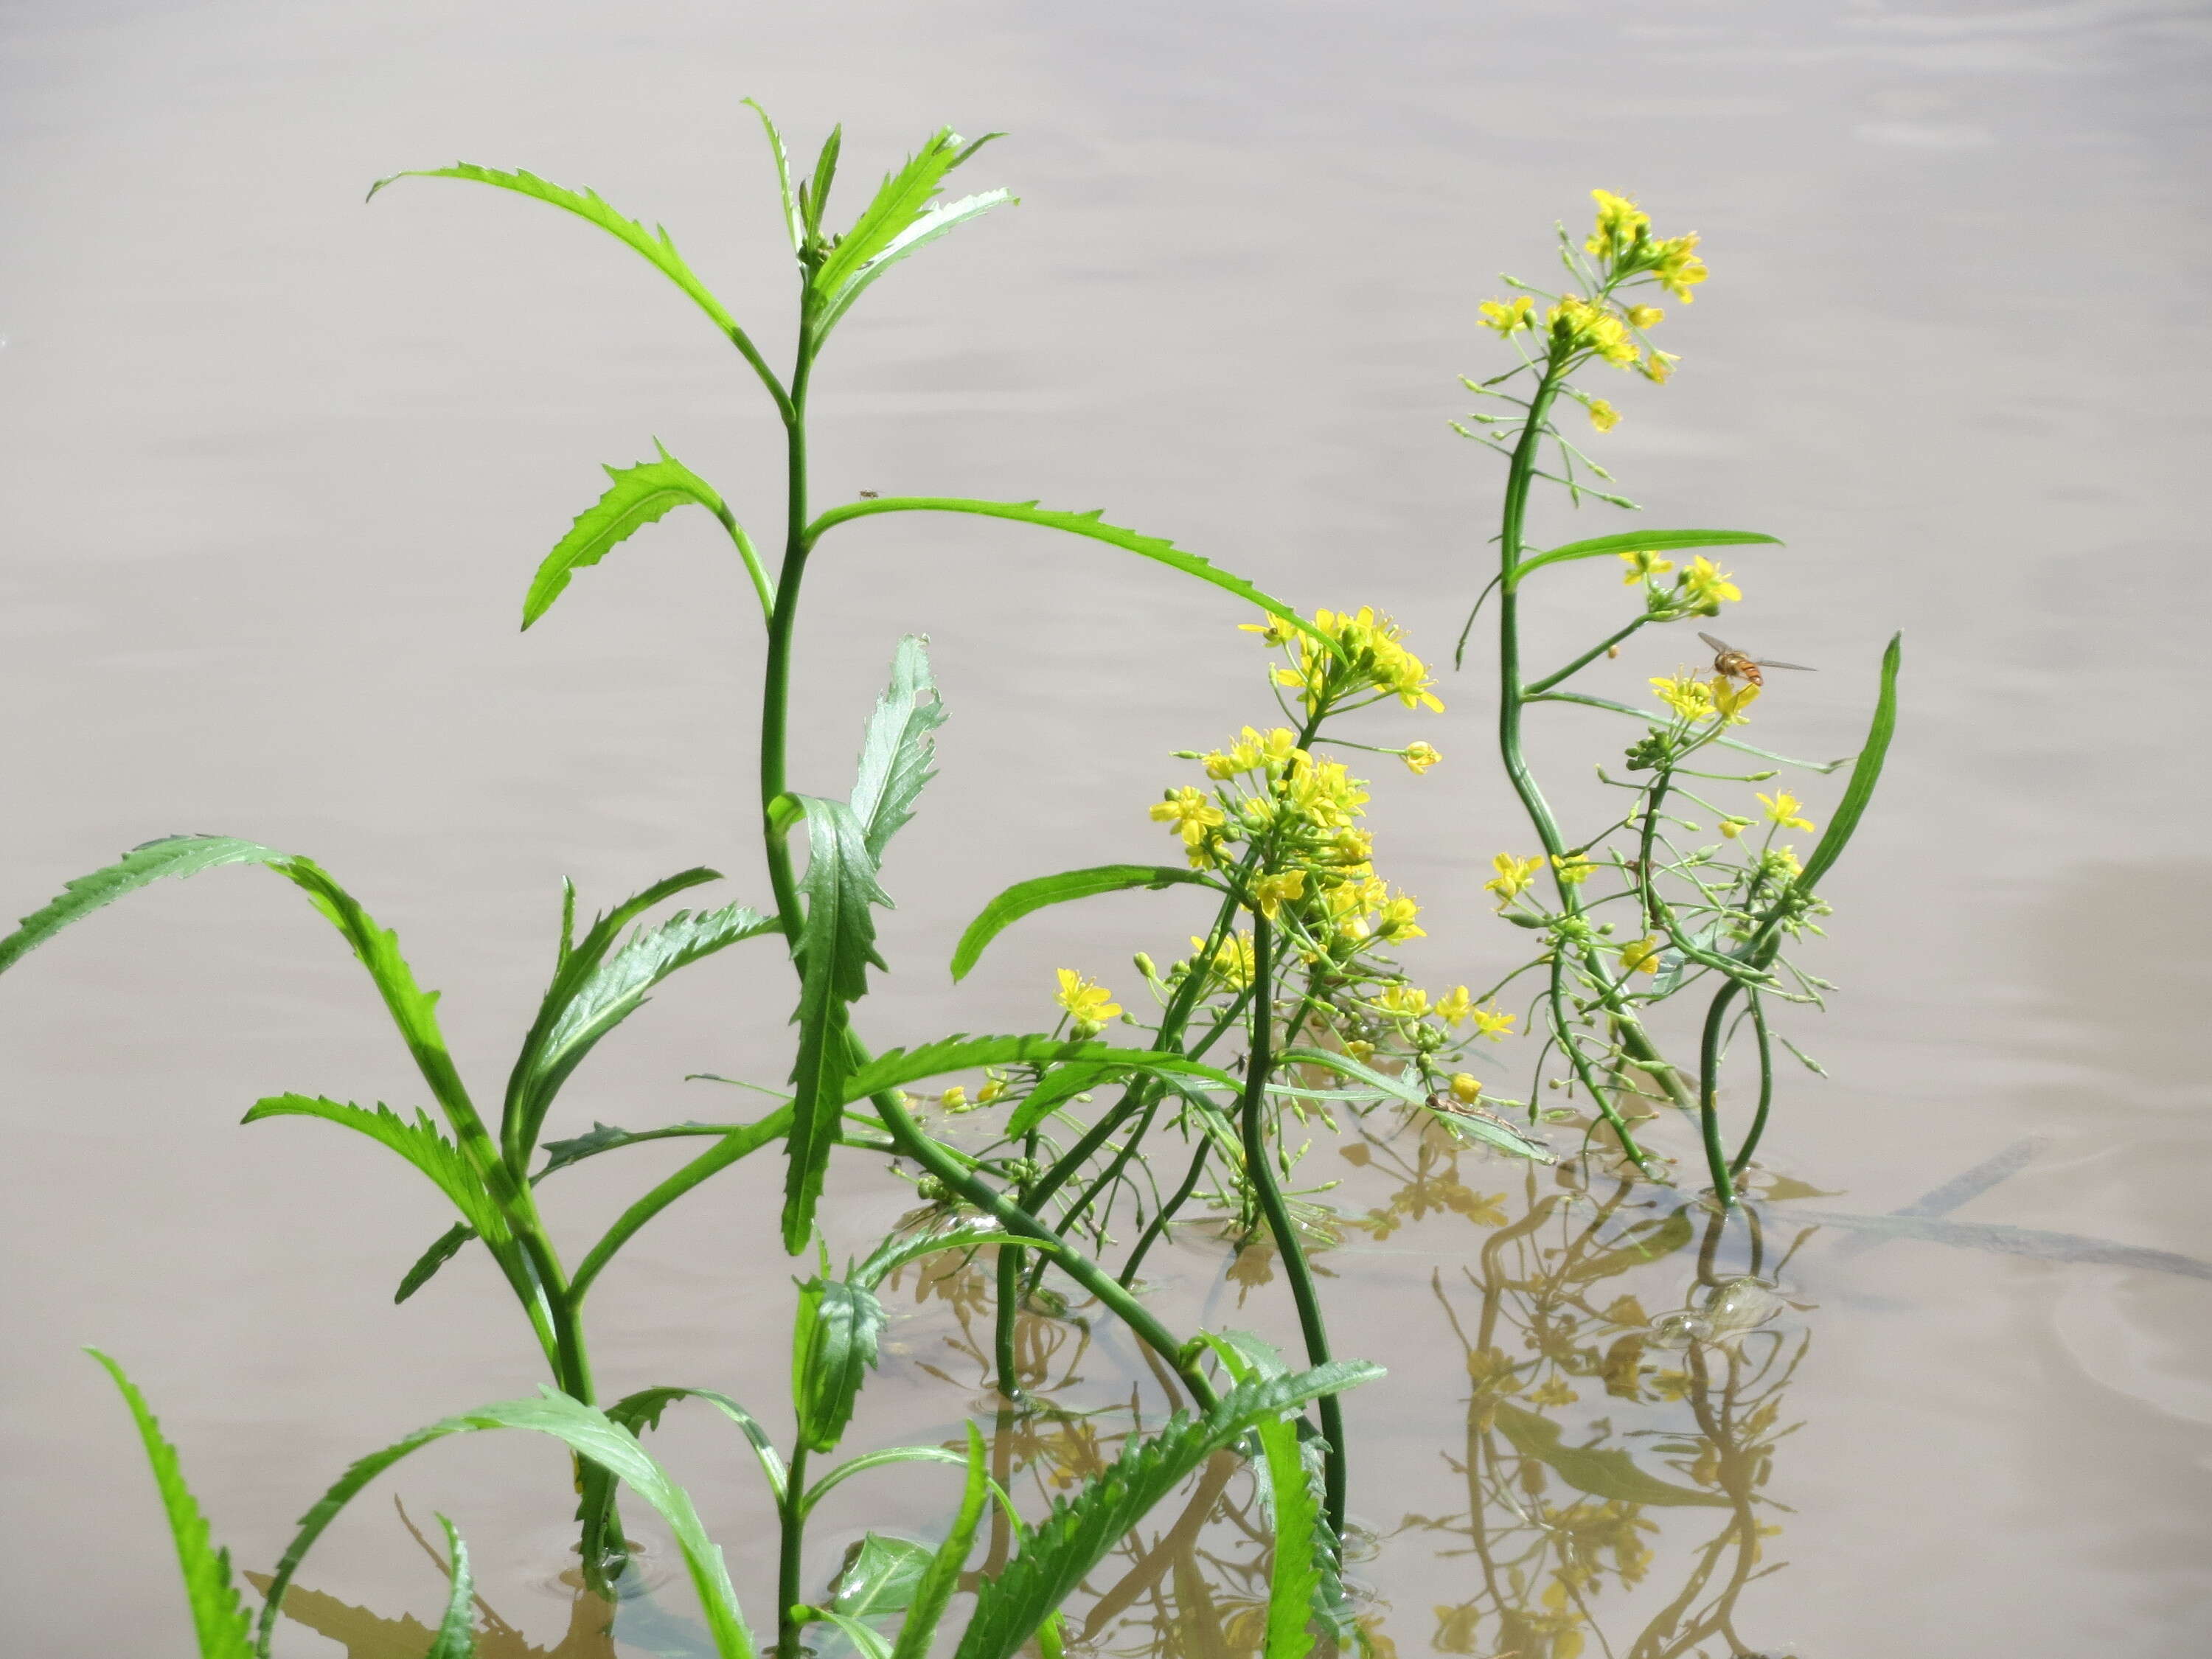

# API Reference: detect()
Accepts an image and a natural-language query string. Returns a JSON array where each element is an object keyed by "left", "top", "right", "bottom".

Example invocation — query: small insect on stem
[
  {"left": 1698, "top": 632, "right": 1815, "bottom": 689},
  {"left": 858, "top": 489, "right": 879, "bottom": 498}
]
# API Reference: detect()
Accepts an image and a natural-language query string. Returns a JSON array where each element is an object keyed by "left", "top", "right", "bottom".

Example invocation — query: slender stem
[
  {"left": 1728, "top": 992, "right": 1775, "bottom": 1179},
  {"left": 762, "top": 328, "right": 816, "bottom": 941},
  {"left": 1237, "top": 915, "right": 1347, "bottom": 1538},
  {"left": 1697, "top": 978, "right": 1743, "bottom": 1205},
  {"left": 776, "top": 1443, "right": 810, "bottom": 1659},
  {"left": 568, "top": 1107, "right": 795, "bottom": 1304},
  {"left": 993, "top": 1243, "right": 1023, "bottom": 1402},
  {"left": 1522, "top": 612, "right": 1653, "bottom": 698},
  {"left": 1120, "top": 1135, "right": 1212, "bottom": 1287}
]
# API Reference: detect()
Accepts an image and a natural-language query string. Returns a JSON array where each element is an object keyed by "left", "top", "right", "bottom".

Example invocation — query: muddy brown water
[{"left": 4, "top": 2, "right": 2209, "bottom": 1655}]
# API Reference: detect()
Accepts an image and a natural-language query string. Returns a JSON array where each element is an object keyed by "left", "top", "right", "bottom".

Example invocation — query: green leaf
[
  {"left": 812, "top": 128, "right": 1012, "bottom": 335},
  {"left": 366, "top": 164, "right": 785, "bottom": 413},
  {"left": 951, "top": 1363, "right": 1382, "bottom": 1659},
  {"left": 1004, "top": 1047, "right": 1242, "bottom": 1141},
  {"left": 243, "top": 1096, "right": 512, "bottom": 1250},
  {"left": 850, "top": 636, "right": 946, "bottom": 866},
  {"left": 816, "top": 1613, "right": 894, "bottom": 1659},
  {"left": 425, "top": 1516, "right": 476, "bottom": 1659},
  {"left": 792, "top": 1278, "right": 886, "bottom": 1455},
  {"left": 1507, "top": 528, "right": 1782, "bottom": 590},
  {"left": 1489, "top": 1402, "right": 1728, "bottom": 1507},
  {"left": 0, "top": 834, "right": 288, "bottom": 975},
  {"left": 801, "top": 498, "right": 1341, "bottom": 666},
  {"left": 604, "top": 1385, "right": 788, "bottom": 1502},
  {"left": 522, "top": 443, "right": 753, "bottom": 629},
  {"left": 1202, "top": 1337, "right": 1339, "bottom": 1659},
  {"left": 841, "top": 1033, "right": 1232, "bottom": 1116},
  {"left": 783, "top": 798, "right": 891, "bottom": 1253},
  {"left": 1793, "top": 633, "right": 1902, "bottom": 894},
  {"left": 831, "top": 1533, "right": 933, "bottom": 1624},
  {"left": 87, "top": 1350, "right": 254, "bottom": 1659},
  {"left": 950, "top": 865, "right": 1216, "bottom": 981},
  {"left": 889, "top": 1425, "right": 988, "bottom": 1659},
  {"left": 852, "top": 1219, "right": 1034, "bottom": 1292},
  {"left": 1273, "top": 1047, "right": 1557, "bottom": 1166},
  {"left": 394, "top": 1224, "right": 473, "bottom": 1305},
  {"left": 741, "top": 99, "right": 804, "bottom": 254},
  {"left": 512, "top": 900, "right": 777, "bottom": 1152},
  {"left": 254, "top": 1388, "right": 759, "bottom": 1659}
]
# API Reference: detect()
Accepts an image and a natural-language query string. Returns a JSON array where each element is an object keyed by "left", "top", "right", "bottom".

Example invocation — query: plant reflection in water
[{"left": 254, "top": 1129, "right": 1818, "bottom": 1659}]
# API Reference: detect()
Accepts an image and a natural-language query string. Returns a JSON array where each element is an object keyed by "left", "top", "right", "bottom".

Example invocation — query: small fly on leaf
[{"left": 1698, "top": 632, "right": 1815, "bottom": 688}]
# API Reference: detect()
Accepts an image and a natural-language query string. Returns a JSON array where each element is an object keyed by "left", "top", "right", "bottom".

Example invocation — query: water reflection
[{"left": 252, "top": 1138, "right": 1827, "bottom": 1659}]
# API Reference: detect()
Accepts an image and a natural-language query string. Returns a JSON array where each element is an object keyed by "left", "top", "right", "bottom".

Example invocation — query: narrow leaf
[
  {"left": 254, "top": 1389, "right": 759, "bottom": 1659},
  {"left": 951, "top": 865, "right": 1216, "bottom": 981},
  {"left": 425, "top": 1516, "right": 476, "bottom": 1659},
  {"left": 523, "top": 443, "right": 740, "bottom": 629},
  {"left": 243, "top": 1096, "right": 511, "bottom": 1248},
  {"left": 1507, "top": 528, "right": 1782, "bottom": 589},
  {"left": 802, "top": 498, "right": 1343, "bottom": 666},
  {"left": 1490, "top": 1402, "right": 1728, "bottom": 1507},
  {"left": 951, "top": 1363, "right": 1382, "bottom": 1659},
  {"left": 841, "top": 1034, "right": 1233, "bottom": 1115},
  {"left": 852, "top": 1220, "right": 1034, "bottom": 1292},
  {"left": 816, "top": 189, "right": 1017, "bottom": 338},
  {"left": 1203, "top": 1337, "right": 1330, "bottom": 1659},
  {"left": 889, "top": 1424, "right": 988, "bottom": 1659},
  {"left": 394, "top": 1224, "right": 473, "bottom": 1305},
  {"left": 0, "top": 835, "right": 288, "bottom": 975},
  {"left": 817, "top": 1612, "right": 894, "bottom": 1659},
  {"left": 742, "top": 98, "right": 804, "bottom": 254},
  {"left": 87, "top": 1351, "right": 254, "bottom": 1659},
  {"left": 783, "top": 798, "right": 891, "bottom": 1253},
  {"left": 849, "top": 636, "right": 946, "bottom": 866},
  {"left": 812, "top": 128, "right": 1011, "bottom": 334},
  {"left": 604, "top": 1385, "right": 788, "bottom": 1502},
  {"left": 1004, "top": 1050, "right": 1239, "bottom": 1140},
  {"left": 1793, "top": 633, "right": 1902, "bottom": 894}
]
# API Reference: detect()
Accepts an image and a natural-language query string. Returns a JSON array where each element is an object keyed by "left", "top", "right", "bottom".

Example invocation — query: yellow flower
[
  {"left": 1548, "top": 293, "right": 1639, "bottom": 369},
  {"left": 1377, "top": 984, "right": 1430, "bottom": 1020},
  {"left": 1150, "top": 785, "right": 1225, "bottom": 847},
  {"left": 1618, "top": 548, "right": 1674, "bottom": 585},
  {"left": 1252, "top": 868, "right": 1307, "bottom": 919},
  {"left": 1641, "top": 349, "right": 1681, "bottom": 384},
  {"left": 1761, "top": 845, "right": 1804, "bottom": 881},
  {"left": 1587, "top": 398, "right": 1620, "bottom": 433},
  {"left": 1192, "top": 932, "right": 1255, "bottom": 991},
  {"left": 1401, "top": 740, "right": 1441, "bottom": 775},
  {"left": 1201, "top": 730, "right": 1264, "bottom": 779},
  {"left": 975, "top": 1077, "right": 1008, "bottom": 1105},
  {"left": 1649, "top": 673, "right": 1716, "bottom": 722},
  {"left": 1625, "top": 303, "right": 1663, "bottom": 328},
  {"left": 1054, "top": 969, "right": 1121, "bottom": 1029},
  {"left": 1433, "top": 985, "right": 1475, "bottom": 1025},
  {"left": 1757, "top": 790, "right": 1816, "bottom": 832},
  {"left": 1375, "top": 890, "right": 1426, "bottom": 942},
  {"left": 1585, "top": 189, "right": 1650, "bottom": 261},
  {"left": 1448, "top": 1071, "right": 1484, "bottom": 1103},
  {"left": 1485, "top": 852, "right": 1545, "bottom": 903},
  {"left": 1618, "top": 936, "right": 1663, "bottom": 975},
  {"left": 1239, "top": 613, "right": 1295, "bottom": 646},
  {"left": 1718, "top": 815, "right": 1753, "bottom": 840},
  {"left": 1679, "top": 554, "right": 1741, "bottom": 608},
  {"left": 939, "top": 1085, "right": 967, "bottom": 1110},
  {"left": 1711, "top": 677, "right": 1761, "bottom": 725},
  {"left": 1470, "top": 1004, "right": 1517, "bottom": 1040},
  {"left": 1479, "top": 294, "right": 1536, "bottom": 334},
  {"left": 1651, "top": 231, "right": 1709, "bottom": 302},
  {"left": 1551, "top": 852, "right": 1598, "bottom": 886},
  {"left": 1345, "top": 1039, "right": 1375, "bottom": 1061}
]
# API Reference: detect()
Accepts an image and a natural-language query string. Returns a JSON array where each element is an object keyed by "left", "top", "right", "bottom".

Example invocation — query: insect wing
[
  {"left": 1697, "top": 632, "right": 1735, "bottom": 655},
  {"left": 1750, "top": 658, "right": 1816, "bottom": 672}
]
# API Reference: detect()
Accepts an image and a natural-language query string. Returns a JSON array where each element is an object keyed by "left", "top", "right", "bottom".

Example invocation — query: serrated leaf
[
  {"left": 812, "top": 128, "right": 1010, "bottom": 335},
  {"left": 1005, "top": 1048, "right": 1239, "bottom": 1140},
  {"left": 513, "top": 900, "right": 776, "bottom": 1150},
  {"left": 1506, "top": 528, "right": 1782, "bottom": 589},
  {"left": 839, "top": 1033, "right": 1233, "bottom": 1116},
  {"left": 604, "top": 1385, "right": 788, "bottom": 1501},
  {"left": 801, "top": 497, "right": 1343, "bottom": 666},
  {"left": 950, "top": 864, "right": 1215, "bottom": 981},
  {"left": 1203, "top": 1336, "right": 1338, "bottom": 1659},
  {"left": 1489, "top": 1402, "right": 1728, "bottom": 1508},
  {"left": 243, "top": 1096, "right": 512, "bottom": 1248},
  {"left": 523, "top": 443, "right": 740, "bottom": 628},
  {"left": 889, "top": 1425, "right": 987, "bottom": 1659},
  {"left": 88, "top": 1351, "right": 255, "bottom": 1659},
  {"left": 951, "top": 1363, "right": 1382, "bottom": 1659},
  {"left": 792, "top": 1278, "right": 886, "bottom": 1455},
  {"left": 366, "top": 164, "right": 771, "bottom": 382},
  {"left": 742, "top": 99, "right": 803, "bottom": 254},
  {"left": 425, "top": 1516, "right": 476, "bottom": 1659},
  {"left": 783, "top": 797, "right": 891, "bottom": 1253},
  {"left": 254, "top": 1388, "right": 759, "bottom": 1659},
  {"left": 0, "top": 835, "right": 288, "bottom": 975},
  {"left": 831, "top": 1533, "right": 933, "bottom": 1623},
  {"left": 849, "top": 636, "right": 946, "bottom": 866},
  {"left": 852, "top": 1220, "right": 1032, "bottom": 1292}
]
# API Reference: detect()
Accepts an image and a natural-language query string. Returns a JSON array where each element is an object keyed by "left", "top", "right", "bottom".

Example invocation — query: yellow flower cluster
[
  {"left": 1258, "top": 605, "right": 1444, "bottom": 715},
  {"left": 1190, "top": 931, "right": 1256, "bottom": 991},
  {"left": 1618, "top": 549, "right": 1674, "bottom": 585},
  {"left": 1650, "top": 672, "right": 1760, "bottom": 727},
  {"left": 1486, "top": 852, "right": 1545, "bottom": 904},
  {"left": 1584, "top": 188, "right": 1709, "bottom": 302},
  {"left": 1548, "top": 293, "right": 1640, "bottom": 369},
  {"left": 1479, "top": 293, "right": 1536, "bottom": 335},
  {"left": 1680, "top": 554, "right": 1740, "bottom": 608}
]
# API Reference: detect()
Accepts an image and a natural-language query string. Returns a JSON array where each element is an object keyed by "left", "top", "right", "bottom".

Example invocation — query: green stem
[
  {"left": 1522, "top": 612, "right": 1654, "bottom": 698},
  {"left": 568, "top": 1108, "right": 795, "bottom": 1304},
  {"left": 993, "top": 1242, "right": 1023, "bottom": 1402},
  {"left": 776, "top": 1443, "right": 810, "bottom": 1659},
  {"left": 1120, "top": 1135, "right": 1211, "bottom": 1288},
  {"left": 1728, "top": 992, "right": 1775, "bottom": 1180},
  {"left": 1237, "top": 915, "right": 1347, "bottom": 1539},
  {"left": 762, "top": 329, "right": 816, "bottom": 941},
  {"left": 1697, "top": 978, "right": 1743, "bottom": 1205}
]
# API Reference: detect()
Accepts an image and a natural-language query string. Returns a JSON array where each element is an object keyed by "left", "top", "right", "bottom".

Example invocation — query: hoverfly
[{"left": 1698, "top": 632, "right": 1815, "bottom": 688}]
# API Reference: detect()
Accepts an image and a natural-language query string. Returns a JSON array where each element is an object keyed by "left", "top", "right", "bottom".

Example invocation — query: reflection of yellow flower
[
  {"left": 1479, "top": 294, "right": 1535, "bottom": 334},
  {"left": 1486, "top": 852, "right": 1544, "bottom": 903},
  {"left": 1054, "top": 969, "right": 1120, "bottom": 1029},
  {"left": 1449, "top": 1071, "right": 1484, "bottom": 1102},
  {"left": 975, "top": 1077, "right": 1007, "bottom": 1105},
  {"left": 1758, "top": 790, "right": 1816, "bottom": 832},
  {"left": 1680, "top": 554, "right": 1741, "bottom": 608},
  {"left": 1618, "top": 548, "right": 1674, "bottom": 585},
  {"left": 1433, "top": 985, "right": 1475, "bottom": 1026},
  {"left": 1587, "top": 398, "right": 1620, "bottom": 433},
  {"left": 1618, "top": 936, "right": 1663, "bottom": 975},
  {"left": 1251, "top": 868, "right": 1307, "bottom": 919},
  {"left": 1150, "top": 785, "right": 1224, "bottom": 847},
  {"left": 1471, "top": 1004, "right": 1516, "bottom": 1040},
  {"left": 1401, "top": 740, "right": 1441, "bottom": 775},
  {"left": 1649, "top": 673, "right": 1716, "bottom": 722}
]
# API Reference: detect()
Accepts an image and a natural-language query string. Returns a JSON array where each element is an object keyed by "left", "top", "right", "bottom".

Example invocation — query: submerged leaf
[
  {"left": 88, "top": 1351, "right": 255, "bottom": 1659},
  {"left": 1489, "top": 1402, "right": 1728, "bottom": 1507},
  {"left": 424, "top": 1516, "right": 476, "bottom": 1659}
]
